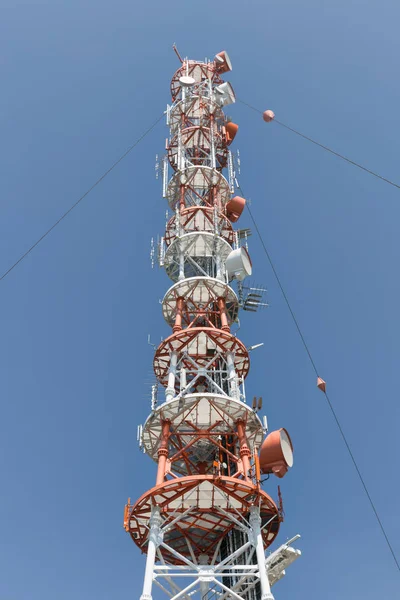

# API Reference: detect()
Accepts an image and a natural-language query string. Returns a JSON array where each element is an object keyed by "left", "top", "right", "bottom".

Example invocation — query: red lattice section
[
  {"left": 125, "top": 475, "right": 280, "bottom": 561},
  {"left": 153, "top": 327, "right": 250, "bottom": 386},
  {"left": 165, "top": 208, "right": 234, "bottom": 246},
  {"left": 168, "top": 127, "right": 228, "bottom": 172}
]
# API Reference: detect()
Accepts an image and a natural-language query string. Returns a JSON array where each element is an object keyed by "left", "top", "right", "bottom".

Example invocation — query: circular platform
[
  {"left": 153, "top": 327, "right": 250, "bottom": 387},
  {"left": 162, "top": 277, "right": 238, "bottom": 328},
  {"left": 127, "top": 475, "right": 280, "bottom": 561},
  {"left": 169, "top": 95, "right": 224, "bottom": 135},
  {"left": 142, "top": 393, "right": 264, "bottom": 475},
  {"left": 164, "top": 232, "right": 233, "bottom": 282},
  {"left": 170, "top": 61, "right": 223, "bottom": 101},
  {"left": 165, "top": 207, "right": 234, "bottom": 246},
  {"left": 168, "top": 126, "right": 228, "bottom": 172},
  {"left": 166, "top": 166, "right": 231, "bottom": 210}
]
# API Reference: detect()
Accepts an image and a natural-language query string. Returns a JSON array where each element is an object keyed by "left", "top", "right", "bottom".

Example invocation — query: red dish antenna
[
  {"left": 226, "top": 195, "right": 246, "bottom": 222},
  {"left": 225, "top": 121, "right": 239, "bottom": 145},
  {"left": 259, "top": 428, "right": 294, "bottom": 478},
  {"left": 215, "top": 50, "right": 233, "bottom": 73}
]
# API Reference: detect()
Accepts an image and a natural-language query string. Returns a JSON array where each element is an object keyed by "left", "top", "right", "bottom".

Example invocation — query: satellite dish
[
  {"left": 225, "top": 247, "right": 252, "bottom": 281},
  {"left": 215, "top": 51, "right": 233, "bottom": 73},
  {"left": 179, "top": 76, "right": 195, "bottom": 87},
  {"left": 259, "top": 428, "right": 294, "bottom": 478},
  {"left": 214, "top": 82, "right": 236, "bottom": 107},
  {"left": 225, "top": 121, "right": 239, "bottom": 146},
  {"left": 226, "top": 196, "right": 246, "bottom": 223}
]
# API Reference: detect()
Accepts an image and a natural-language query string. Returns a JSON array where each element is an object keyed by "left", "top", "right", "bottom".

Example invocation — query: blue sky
[{"left": 1, "top": 0, "right": 399, "bottom": 598}]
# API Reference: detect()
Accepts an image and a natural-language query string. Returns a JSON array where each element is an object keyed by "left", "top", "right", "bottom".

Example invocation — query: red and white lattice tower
[{"left": 124, "top": 48, "right": 301, "bottom": 600}]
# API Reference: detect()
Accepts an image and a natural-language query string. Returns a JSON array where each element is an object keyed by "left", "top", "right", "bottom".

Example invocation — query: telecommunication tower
[{"left": 124, "top": 48, "right": 301, "bottom": 600}]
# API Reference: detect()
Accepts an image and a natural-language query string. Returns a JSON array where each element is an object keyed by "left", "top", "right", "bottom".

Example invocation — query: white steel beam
[
  {"left": 140, "top": 507, "right": 163, "bottom": 600},
  {"left": 249, "top": 506, "right": 274, "bottom": 600}
]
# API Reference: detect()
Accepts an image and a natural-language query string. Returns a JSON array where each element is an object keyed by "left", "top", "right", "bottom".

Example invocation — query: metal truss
[
  {"left": 170, "top": 61, "right": 223, "bottom": 102},
  {"left": 138, "top": 503, "right": 299, "bottom": 600},
  {"left": 162, "top": 277, "right": 238, "bottom": 329},
  {"left": 165, "top": 209, "right": 234, "bottom": 247},
  {"left": 141, "top": 393, "right": 264, "bottom": 477},
  {"left": 166, "top": 166, "right": 231, "bottom": 211},
  {"left": 164, "top": 231, "right": 232, "bottom": 281},
  {"left": 128, "top": 49, "right": 301, "bottom": 600},
  {"left": 153, "top": 327, "right": 249, "bottom": 393},
  {"left": 169, "top": 95, "right": 224, "bottom": 136},
  {"left": 168, "top": 126, "right": 228, "bottom": 172}
]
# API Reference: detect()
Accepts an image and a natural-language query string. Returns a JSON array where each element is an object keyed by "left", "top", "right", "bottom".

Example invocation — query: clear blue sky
[{"left": 1, "top": 0, "right": 399, "bottom": 598}]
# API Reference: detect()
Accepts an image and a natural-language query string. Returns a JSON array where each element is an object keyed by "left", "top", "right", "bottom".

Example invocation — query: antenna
[
  {"left": 150, "top": 238, "right": 155, "bottom": 269},
  {"left": 247, "top": 343, "right": 264, "bottom": 352},
  {"left": 151, "top": 383, "right": 158, "bottom": 410},
  {"left": 263, "top": 415, "right": 268, "bottom": 433},
  {"left": 155, "top": 154, "right": 160, "bottom": 179},
  {"left": 227, "top": 150, "right": 235, "bottom": 193},
  {"left": 162, "top": 155, "right": 168, "bottom": 198},
  {"left": 241, "top": 284, "right": 268, "bottom": 312},
  {"left": 137, "top": 424, "right": 143, "bottom": 449},
  {"left": 234, "top": 229, "right": 239, "bottom": 250},
  {"left": 237, "top": 229, "right": 252, "bottom": 253},
  {"left": 147, "top": 334, "right": 156, "bottom": 349},
  {"left": 158, "top": 236, "right": 166, "bottom": 266},
  {"left": 172, "top": 43, "right": 184, "bottom": 63}
]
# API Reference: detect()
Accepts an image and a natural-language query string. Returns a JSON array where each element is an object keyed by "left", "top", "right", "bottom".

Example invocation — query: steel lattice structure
[{"left": 124, "top": 49, "right": 301, "bottom": 600}]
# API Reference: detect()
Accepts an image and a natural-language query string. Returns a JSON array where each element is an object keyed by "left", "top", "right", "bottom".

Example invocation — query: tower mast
[{"left": 124, "top": 49, "right": 301, "bottom": 600}]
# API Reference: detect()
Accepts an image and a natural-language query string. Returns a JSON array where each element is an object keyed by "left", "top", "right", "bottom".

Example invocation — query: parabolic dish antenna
[
  {"left": 259, "top": 428, "right": 294, "bottom": 478},
  {"left": 226, "top": 247, "right": 252, "bottom": 281},
  {"left": 179, "top": 76, "right": 196, "bottom": 87}
]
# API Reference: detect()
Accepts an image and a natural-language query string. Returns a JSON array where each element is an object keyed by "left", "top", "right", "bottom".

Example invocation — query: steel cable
[
  {"left": 238, "top": 99, "right": 400, "bottom": 190},
  {"left": 0, "top": 112, "right": 165, "bottom": 281},
  {"left": 238, "top": 179, "right": 400, "bottom": 573}
]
